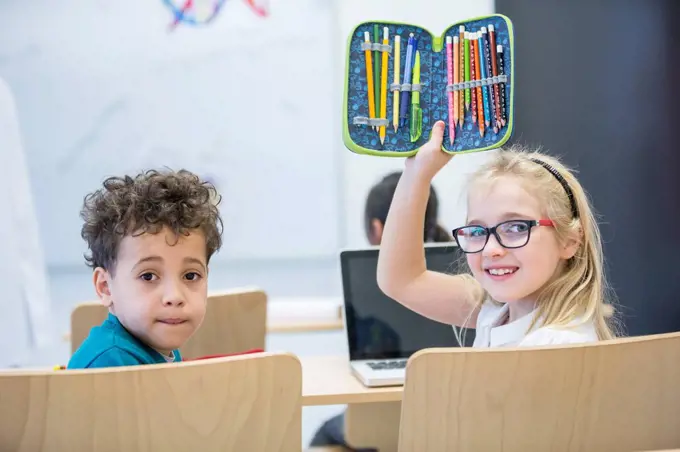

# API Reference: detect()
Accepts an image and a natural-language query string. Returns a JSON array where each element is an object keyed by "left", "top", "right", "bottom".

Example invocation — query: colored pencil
[
  {"left": 379, "top": 27, "right": 389, "bottom": 145},
  {"left": 363, "top": 31, "right": 376, "bottom": 129},
  {"left": 373, "top": 24, "right": 380, "bottom": 131},
  {"left": 497, "top": 44, "right": 508, "bottom": 127},
  {"left": 488, "top": 24, "right": 502, "bottom": 132},
  {"left": 458, "top": 25, "right": 465, "bottom": 128},
  {"left": 453, "top": 35, "right": 459, "bottom": 132},
  {"left": 481, "top": 27, "right": 495, "bottom": 130},
  {"left": 392, "top": 35, "right": 401, "bottom": 133},
  {"left": 446, "top": 35, "right": 455, "bottom": 145},
  {"left": 464, "top": 31, "right": 471, "bottom": 112},
  {"left": 477, "top": 31, "right": 491, "bottom": 131},
  {"left": 470, "top": 32, "right": 477, "bottom": 125},
  {"left": 473, "top": 33, "right": 485, "bottom": 137}
]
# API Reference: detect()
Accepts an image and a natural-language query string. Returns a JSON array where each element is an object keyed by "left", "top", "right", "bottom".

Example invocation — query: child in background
[
  {"left": 309, "top": 170, "right": 451, "bottom": 449},
  {"left": 364, "top": 171, "right": 451, "bottom": 246},
  {"left": 68, "top": 169, "right": 223, "bottom": 369},
  {"left": 378, "top": 121, "right": 617, "bottom": 347}
]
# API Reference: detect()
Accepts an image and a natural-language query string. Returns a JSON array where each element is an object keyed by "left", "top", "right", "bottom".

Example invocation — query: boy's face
[{"left": 94, "top": 227, "right": 209, "bottom": 355}]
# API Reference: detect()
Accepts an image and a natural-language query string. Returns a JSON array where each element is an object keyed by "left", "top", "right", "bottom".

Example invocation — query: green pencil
[
  {"left": 464, "top": 31, "right": 471, "bottom": 111},
  {"left": 373, "top": 24, "right": 380, "bottom": 130}
]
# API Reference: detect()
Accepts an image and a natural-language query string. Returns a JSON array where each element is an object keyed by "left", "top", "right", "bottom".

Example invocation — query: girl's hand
[{"left": 405, "top": 120, "right": 454, "bottom": 181}]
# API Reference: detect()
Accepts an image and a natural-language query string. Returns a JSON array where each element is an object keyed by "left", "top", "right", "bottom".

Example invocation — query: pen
[{"left": 399, "top": 33, "right": 416, "bottom": 127}]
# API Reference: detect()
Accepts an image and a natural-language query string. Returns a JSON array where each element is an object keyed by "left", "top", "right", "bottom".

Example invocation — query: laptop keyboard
[{"left": 366, "top": 360, "right": 407, "bottom": 370}]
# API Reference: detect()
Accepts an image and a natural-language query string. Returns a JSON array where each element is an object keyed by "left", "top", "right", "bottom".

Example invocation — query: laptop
[{"left": 340, "top": 243, "right": 476, "bottom": 387}]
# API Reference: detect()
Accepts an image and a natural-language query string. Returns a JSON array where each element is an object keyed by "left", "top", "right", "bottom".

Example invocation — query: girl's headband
[{"left": 529, "top": 158, "right": 580, "bottom": 219}]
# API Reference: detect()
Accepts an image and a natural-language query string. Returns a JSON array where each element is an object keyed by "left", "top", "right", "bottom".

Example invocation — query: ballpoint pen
[{"left": 399, "top": 33, "right": 417, "bottom": 127}]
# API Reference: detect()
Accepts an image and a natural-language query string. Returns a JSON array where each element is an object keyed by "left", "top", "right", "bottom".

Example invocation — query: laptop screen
[{"left": 341, "top": 244, "right": 475, "bottom": 361}]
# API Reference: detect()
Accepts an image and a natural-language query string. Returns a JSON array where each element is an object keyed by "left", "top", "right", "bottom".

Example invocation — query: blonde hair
[{"left": 464, "top": 145, "right": 619, "bottom": 340}]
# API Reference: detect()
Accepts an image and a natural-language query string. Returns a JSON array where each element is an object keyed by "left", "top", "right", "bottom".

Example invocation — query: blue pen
[
  {"left": 477, "top": 30, "right": 491, "bottom": 128},
  {"left": 399, "top": 33, "right": 417, "bottom": 127}
]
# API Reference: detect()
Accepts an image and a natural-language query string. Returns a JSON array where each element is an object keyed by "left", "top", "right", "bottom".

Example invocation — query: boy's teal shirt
[{"left": 68, "top": 313, "right": 181, "bottom": 369}]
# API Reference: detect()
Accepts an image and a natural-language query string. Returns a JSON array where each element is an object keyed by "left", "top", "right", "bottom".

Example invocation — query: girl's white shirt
[{"left": 472, "top": 300, "right": 599, "bottom": 348}]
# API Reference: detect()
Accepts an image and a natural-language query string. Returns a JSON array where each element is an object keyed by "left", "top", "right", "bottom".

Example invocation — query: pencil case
[{"left": 342, "top": 14, "right": 514, "bottom": 157}]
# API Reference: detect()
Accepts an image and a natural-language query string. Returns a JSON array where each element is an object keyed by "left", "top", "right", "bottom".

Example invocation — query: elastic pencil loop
[
  {"left": 353, "top": 117, "right": 389, "bottom": 127},
  {"left": 390, "top": 83, "right": 402, "bottom": 92},
  {"left": 360, "top": 42, "right": 392, "bottom": 53},
  {"left": 446, "top": 75, "right": 508, "bottom": 92},
  {"left": 393, "top": 83, "right": 423, "bottom": 93}
]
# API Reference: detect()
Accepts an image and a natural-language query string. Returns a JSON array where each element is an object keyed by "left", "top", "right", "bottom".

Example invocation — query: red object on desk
[
  {"left": 189, "top": 349, "right": 264, "bottom": 361},
  {"left": 52, "top": 349, "right": 265, "bottom": 370}
]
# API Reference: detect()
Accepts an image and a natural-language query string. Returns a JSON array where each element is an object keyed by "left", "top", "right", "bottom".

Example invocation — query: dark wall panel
[{"left": 495, "top": 0, "right": 680, "bottom": 335}]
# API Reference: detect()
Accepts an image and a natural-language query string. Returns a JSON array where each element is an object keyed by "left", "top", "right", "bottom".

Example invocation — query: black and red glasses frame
[{"left": 451, "top": 219, "right": 554, "bottom": 254}]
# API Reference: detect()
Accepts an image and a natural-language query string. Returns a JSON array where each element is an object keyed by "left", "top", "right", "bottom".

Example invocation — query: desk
[
  {"left": 301, "top": 355, "right": 402, "bottom": 406},
  {"left": 267, "top": 319, "right": 343, "bottom": 334},
  {"left": 301, "top": 356, "right": 403, "bottom": 451}
]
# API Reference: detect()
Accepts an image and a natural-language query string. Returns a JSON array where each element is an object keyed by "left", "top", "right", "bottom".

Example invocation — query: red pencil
[
  {"left": 470, "top": 32, "right": 477, "bottom": 125},
  {"left": 489, "top": 24, "right": 502, "bottom": 133},
  {"left": 472, "top": 35, "right": 485, "bottom": 137}
]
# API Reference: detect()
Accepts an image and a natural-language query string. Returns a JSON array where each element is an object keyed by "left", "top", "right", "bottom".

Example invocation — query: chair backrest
[
  {"left": 70, "top": 302, "right": 108, "bottom": 353},
  {"left": 399, "top": 332, "right": 680, "bottom": 452},
  {"left": 0, "top": 352, "right": 301, "bottom": 452},
  {"left": 71, "top": 287, "right": 267, "bottom": 359}
]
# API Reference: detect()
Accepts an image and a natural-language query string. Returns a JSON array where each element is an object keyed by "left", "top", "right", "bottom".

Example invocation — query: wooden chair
[
  {"left": 70, "top": 287, "right": 267, "bottom": 359},
  {"left": 0, "top": 352, "right": 301, "bottom": 452},
  {"left": 398, "top": 332, "right": 680, "bottom": 452}
]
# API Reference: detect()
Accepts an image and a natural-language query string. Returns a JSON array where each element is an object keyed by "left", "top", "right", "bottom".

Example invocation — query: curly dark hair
[{"left": 80, "top": 169, "right": 223, "bottom": 271}]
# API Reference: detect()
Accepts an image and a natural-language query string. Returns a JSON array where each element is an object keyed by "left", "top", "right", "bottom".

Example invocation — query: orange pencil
[
  {"left": 364, "top": 31, "right": 376, "bottom": 132},
  {"left": 472, "top": 35, "right": 485, "bottom": 137}
]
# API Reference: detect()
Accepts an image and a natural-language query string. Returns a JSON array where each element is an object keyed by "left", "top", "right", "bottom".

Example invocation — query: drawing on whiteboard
[{"left": 163, "top": 0, "right": 269, "bottom": 31}]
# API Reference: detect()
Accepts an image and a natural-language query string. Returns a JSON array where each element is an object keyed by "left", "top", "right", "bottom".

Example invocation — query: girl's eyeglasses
[{"left": 451, "top": 219, "right": 554, "bottom": 254}]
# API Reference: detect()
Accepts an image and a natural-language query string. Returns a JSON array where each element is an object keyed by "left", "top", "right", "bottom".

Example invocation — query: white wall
[
  {"left": 0, "top": 0, "right": 498, "bottom": 271},
  {"left": 0, "top": 0, "right": 339, "bottom": 266},
  {"left": 335, "top": 0, "right": 497, "bottom": 249}
]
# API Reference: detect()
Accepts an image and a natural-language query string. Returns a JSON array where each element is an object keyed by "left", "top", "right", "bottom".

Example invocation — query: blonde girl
[{"left": 377, "top": 121, "right": 616, "bottom": 347}]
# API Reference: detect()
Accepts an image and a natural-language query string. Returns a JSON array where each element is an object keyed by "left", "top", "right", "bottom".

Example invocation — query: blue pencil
[
  {"left": 399, "top": 33, "right": 417, "bottom": 127},
  {"left": 477, "top": 31, "right": 491, "bottom": 128}
]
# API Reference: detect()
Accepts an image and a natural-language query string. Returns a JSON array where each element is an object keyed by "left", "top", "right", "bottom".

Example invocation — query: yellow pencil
[
  {"left": 364, "top": 31, "right": 376, "bottom": 131},
  {"left": 393, "top": 35, "right": 401, "bottom": 133},
  {"left": 379, "top": 27, "right": 389, "bottom": 145}
]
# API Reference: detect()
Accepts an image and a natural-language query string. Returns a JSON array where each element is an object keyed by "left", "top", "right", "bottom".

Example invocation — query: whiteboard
[{"left": 0, "top": 0, "right": 338, "bottom": 266}]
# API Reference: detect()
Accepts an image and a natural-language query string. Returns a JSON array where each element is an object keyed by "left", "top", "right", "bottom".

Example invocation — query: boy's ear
[
  {"left": 369, "top": 218, "right": 384, "bottom": 246},
  {"left": 93, "top": 267, "right": 114, "bottom": 308}
]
